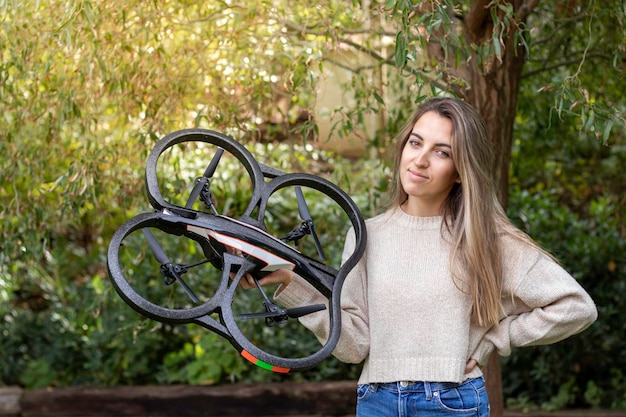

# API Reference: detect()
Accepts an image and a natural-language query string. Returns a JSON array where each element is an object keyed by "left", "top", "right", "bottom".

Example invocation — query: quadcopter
[{"left": 107, "top": 128, "right": 367, "bottom": 373}]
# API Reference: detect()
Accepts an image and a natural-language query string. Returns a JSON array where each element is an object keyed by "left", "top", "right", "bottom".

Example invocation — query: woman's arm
[
  {"left": 481, "top": 251, "right": 597, "bottom": 358},
  {"left": 266, "top": 228, "right": 370, "bottom": 364}
]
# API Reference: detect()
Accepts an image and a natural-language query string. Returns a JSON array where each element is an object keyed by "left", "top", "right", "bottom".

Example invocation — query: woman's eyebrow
[{"left": 409, "top": 132, "right": 452, "bottom": 148}]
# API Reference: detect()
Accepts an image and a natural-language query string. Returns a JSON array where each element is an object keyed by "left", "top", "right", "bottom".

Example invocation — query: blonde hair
[{"left": 389, "top": 97, "right": 550, "bottom": 327}]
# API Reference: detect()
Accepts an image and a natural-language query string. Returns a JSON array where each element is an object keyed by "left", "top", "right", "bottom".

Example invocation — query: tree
[
  {"left": 0, "top": 0, "right": 330, "bottom": 388},
  {"left": 385, "top": 1, "right": 624, "bottom": 414}
]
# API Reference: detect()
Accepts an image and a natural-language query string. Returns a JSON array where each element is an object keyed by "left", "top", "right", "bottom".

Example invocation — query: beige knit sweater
[{"left": 275, "top": 208, "right": 597, "bottom": 384}]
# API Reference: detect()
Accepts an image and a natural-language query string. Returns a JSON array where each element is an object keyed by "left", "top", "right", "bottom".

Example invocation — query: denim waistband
[{"left": 373, "top": 380, "right": 465, "bottom": 393}]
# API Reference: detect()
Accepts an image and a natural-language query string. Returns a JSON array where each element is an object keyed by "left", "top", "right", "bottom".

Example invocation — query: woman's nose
[{"left": 414, "top": 150, "right": 429, "bottom": 167}]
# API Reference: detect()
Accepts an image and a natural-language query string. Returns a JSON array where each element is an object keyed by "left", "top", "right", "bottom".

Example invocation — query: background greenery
[{"left": 1, "top": 0, "right": 624, "bottom": 412}]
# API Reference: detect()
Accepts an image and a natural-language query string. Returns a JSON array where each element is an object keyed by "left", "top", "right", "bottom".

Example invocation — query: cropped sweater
[{"left": 275, "top": 208, "right": 597, "bottom": 384}]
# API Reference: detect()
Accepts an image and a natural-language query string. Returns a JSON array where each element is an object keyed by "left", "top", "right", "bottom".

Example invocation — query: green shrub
[
  {"left": 504, "top": 189, "right": 626, "bottom": 409},
  {"left": 1, "top": 142, "right": 376, "bottom": 388}
]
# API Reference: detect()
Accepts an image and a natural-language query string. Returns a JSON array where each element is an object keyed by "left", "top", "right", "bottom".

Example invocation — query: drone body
[{"left": 107, "top": 129, "right": 367, "bottom": 372}]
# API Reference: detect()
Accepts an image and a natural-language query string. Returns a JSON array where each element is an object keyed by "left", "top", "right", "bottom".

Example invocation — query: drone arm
[
  {"left": 259, "top": 163, "right": 285, "bottom": 179},
  {"left": 282, "top": 226, "right": 306, "bottom": 244}
]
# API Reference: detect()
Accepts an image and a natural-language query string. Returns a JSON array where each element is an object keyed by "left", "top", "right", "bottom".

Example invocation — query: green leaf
[
  {"left": 602, "top": 120, "right": 613, "bottom": 143},
  {"left": 584, "top": 110, "right": 595, "bottom": 132},
  {"left": 372, "top": 91, "right": 384, "bottom": 105},
  {"left": 395, "top": 31, "right": 407, "bottom": 68},
  {"left": 493, "top": 34, "right": 502, "bottom": 59}
]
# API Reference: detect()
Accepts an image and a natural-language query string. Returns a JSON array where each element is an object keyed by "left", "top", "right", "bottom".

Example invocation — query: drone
[{"left": 107, "top": 128, "right": 367, "bottom": 373}]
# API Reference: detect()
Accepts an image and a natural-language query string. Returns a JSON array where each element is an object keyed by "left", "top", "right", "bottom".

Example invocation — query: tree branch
[
  {"left": 517, "top": 0, "right": 541, "bottom": 21},
  {"left": 324, "top": 56, "right": 385, "bottom": 75},
  {"left": 281, "top": 19, "right": 395, "bottom": 38},
  {"left": 522, "top": 52, "right": 619, "bottom": 78}
]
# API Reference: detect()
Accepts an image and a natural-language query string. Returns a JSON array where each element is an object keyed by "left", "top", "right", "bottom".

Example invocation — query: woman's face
[{"left": 399, "top": 111, "right": 460, "bottom": 216}]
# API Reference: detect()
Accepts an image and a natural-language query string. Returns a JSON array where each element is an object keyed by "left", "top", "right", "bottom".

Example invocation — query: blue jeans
[{"left": 356, "top": 377, "right": 490, "bottom": 416}]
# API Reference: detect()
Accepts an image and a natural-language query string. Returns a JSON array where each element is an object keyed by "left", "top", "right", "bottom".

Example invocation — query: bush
[
  {"left": 504, "top": 189, "right": 626, "bottom": 409},
  {"left": 0, "top": 142, "right": 374, "bottom": 388}
]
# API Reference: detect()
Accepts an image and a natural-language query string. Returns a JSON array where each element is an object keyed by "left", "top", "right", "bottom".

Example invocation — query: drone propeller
[
  {"left": 142, "top": 229, "right": 200, "bottom": 303},
  {"left": 238, "top": 303, "right": 327, "bottom": 321},
  {"left": 236, "top": 273, "right": 326, "bottom": 325},
  {"left": 295, "top": 187, "right": 327, "bottom": 261},
  {"left": 185, "top": 147, "right": 225, "bottom": 211}
]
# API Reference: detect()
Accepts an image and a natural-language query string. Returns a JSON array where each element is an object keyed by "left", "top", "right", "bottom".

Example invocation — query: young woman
[{"left": 250, "top": 97, "right": 597, "bottom": 416}]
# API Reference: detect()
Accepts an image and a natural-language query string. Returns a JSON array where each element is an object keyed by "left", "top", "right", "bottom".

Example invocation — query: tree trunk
[
  {"left": 462, "top": 76, "right": 521, "bottom": 417},
  {"left": 461, "top": 52, "right": 525, "bottom": 417},
  {"left": 459, "top": 3, "right": 530, "bottom": 416},
  {"left": 416, "top": 1, "right": 540, "bottom": 414},
  {"left": 483, "top": 354, "right": 505, "bottom": 416},
  {"left": 462, "top": 48, "right": 524, "bottom": 206}
]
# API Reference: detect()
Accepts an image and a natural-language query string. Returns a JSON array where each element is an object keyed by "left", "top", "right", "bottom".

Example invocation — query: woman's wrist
[{"left": 284, "top": 269, "right": 294, "bottom": 286}]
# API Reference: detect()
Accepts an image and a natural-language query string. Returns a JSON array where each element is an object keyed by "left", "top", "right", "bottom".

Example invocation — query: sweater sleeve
[
  {"left": 274, "top": 227, "right": 370, "bottom": 364},
  {"left": 481, "top": 249, "right": 597, "bottom": 358}
]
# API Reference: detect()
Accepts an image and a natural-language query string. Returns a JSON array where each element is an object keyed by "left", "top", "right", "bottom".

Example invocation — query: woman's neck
[{"left": 401, "top": 200, "right": 442, "bottom": 217}]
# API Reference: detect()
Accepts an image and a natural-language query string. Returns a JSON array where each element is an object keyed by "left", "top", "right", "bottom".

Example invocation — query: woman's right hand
[
  {"left": 225, "top": 244, "right": 292, "bottom": 290},
  {"left": 237, "top": 269, "right": 294, "bottom": 291}
]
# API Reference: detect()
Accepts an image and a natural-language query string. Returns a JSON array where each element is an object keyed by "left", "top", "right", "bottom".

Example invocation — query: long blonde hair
[{"left": 389, "top": 97, "right": 549, "bottom": 327}]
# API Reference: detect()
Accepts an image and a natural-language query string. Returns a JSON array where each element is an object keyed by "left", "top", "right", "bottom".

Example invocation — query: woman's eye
[{"left": 436, "top": 149, "right": 450, "bottom": 158}]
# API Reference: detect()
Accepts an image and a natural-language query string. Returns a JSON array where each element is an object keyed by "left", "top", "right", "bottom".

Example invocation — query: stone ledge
[
  {"left": 3, "top": 382, "right": 356, "bottom": 416},
  {"left": 2, "top": 383, "right": 625, "bottom": 417},
  {"left": 0, "top": 387, "right": 20, "bottom": 416}
]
